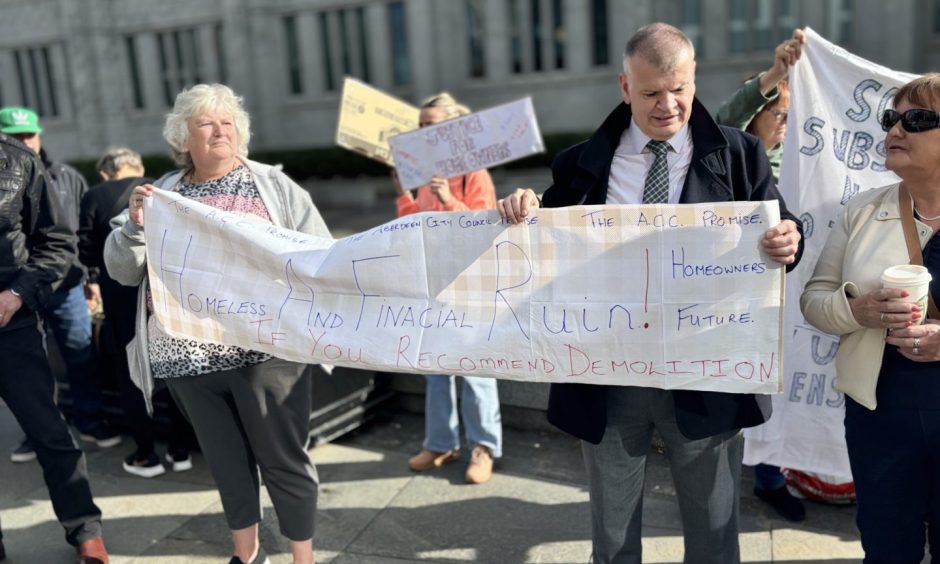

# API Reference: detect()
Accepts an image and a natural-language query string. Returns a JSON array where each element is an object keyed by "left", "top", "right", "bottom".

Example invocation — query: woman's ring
[
  {"left": 914, "top": 346, "right": 920, "bottom": 355},
  {"left": 915, "top": 338, "right": 922, "bottom": 348},
  {"left": 880, "top": 312, "right": 886, "bottom": 322}
]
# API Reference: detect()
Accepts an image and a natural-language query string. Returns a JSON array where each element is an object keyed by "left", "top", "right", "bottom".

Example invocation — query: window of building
[
  {"left": 680, "top": 0, "right": 703, "bottom": 54},
  {"left": 551, "top": 0, "right": 565, "bottom": 69},
  {"left": 466, "top": 0, "right": 486, "bottom": 78},
  {"left": 510, "top": 0, "right": 524, "bottom": 73},
  {"left": 728, "top": 0, "right": 798, "bottom": 54},
  {"left": 214, "top": 23, "right": 228, "bottom": 85},
  {"left": 283, "top": 15, "right": 303, "bottom": 95},
  {"left": 12, "top": 45, "right": 59, "bottom": 118},
  {"left": 591, "top": 0, "right": 609, "bottom": 66},
  {"left": 935, "top": 0, "right": 940, "bottom": 33},
  {"left": 318, "top": 13, "right": 335, "bottom": 91},
  {"left": 157, "top": 28, "right": 203, "bottom": 106},
  {"left": 531, "top": 0, "right": 543, "bottom": 71},
  {"left": 124, "top": 36, "right": 145, "bottom": 109},
  {"left": 388, "top": 2, "right": 410, "bottom": 86},
  {"left": 355, "top": 7, "right": 370, "bottom": 83},
  {"left": 509, "top": 0, "right": 567, "bottom": 74},
  {"left": 318, "top": 7, "right": 373, "bottom": 92}
]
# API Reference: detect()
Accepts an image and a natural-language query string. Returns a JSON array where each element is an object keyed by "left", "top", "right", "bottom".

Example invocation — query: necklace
[{"left": 915, "top": 207, "right": 940, "bottom": 221}]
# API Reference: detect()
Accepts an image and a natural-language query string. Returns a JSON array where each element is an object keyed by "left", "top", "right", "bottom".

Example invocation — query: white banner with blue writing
[
  {"left": 145, "top": 189, "right": 784, "bottom": 393},
  {"left": 742, "top": 28, "right": 918, "bottom": 479}
]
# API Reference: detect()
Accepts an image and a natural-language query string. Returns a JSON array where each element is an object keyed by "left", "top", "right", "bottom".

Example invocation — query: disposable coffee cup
[{"left": 881, "top": 265, "right": 932, "bottom": 324}]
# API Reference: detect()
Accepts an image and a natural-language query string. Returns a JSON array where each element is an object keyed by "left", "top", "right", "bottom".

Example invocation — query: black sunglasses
[{"left": 880, "top": 108, "right": 940, "bottom": 133}]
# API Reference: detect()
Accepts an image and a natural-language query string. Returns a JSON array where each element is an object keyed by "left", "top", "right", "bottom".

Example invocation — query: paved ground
[
  {"left": 0, "top": 401, "right": 868, "bottom": 564},
  {"left": 0, "top": 171, "right": 876, "bottom": 562}
]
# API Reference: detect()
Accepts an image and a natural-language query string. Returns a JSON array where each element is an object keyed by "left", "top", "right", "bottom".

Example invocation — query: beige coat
[{"left": 801, "top": 182, "right": 934, "bottom": 409}]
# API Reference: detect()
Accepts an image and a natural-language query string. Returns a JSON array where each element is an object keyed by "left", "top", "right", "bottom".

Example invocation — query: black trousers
[
  {"left": 167, "top": 358, "right": 318, "bottom": 541},
  {"left": 0, "top": 320, "right": 102, "bottom": 545},
  {"left": 99, "top": 274, "right": 188, "bottom": 454},
  {"left": 846, "top": 396, "right": 940, "bottom": 563}
]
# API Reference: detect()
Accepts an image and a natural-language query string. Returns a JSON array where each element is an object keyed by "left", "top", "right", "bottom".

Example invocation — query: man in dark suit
[{"left": 499, "top": 23, "right": 803, "bottom": 564}]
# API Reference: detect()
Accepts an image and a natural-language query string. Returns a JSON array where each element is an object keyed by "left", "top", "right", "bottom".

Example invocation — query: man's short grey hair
[
  {"left": 163, "top": 83, "right": 251, "bottom": 168},
  {"left": 622, "top": 23, "right": 695, "bottom": 75},
  {"left": 96, "top": 146, "right": 143, "bottom": 177}
]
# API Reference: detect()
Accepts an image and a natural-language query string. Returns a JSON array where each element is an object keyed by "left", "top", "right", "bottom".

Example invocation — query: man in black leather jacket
[
  {"left": 0, "top": 107, "right": 119, "bottom": 459},
  {"left": 0, "top": 132, "right": 109, "bottom": 562}
]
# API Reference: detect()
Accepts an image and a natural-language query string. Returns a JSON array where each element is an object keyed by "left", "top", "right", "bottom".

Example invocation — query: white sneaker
[
  {"left": 122, "top": 452, "right": 166, "bottom": 478},
  {"left": 166, "top": 450, "right": 193, "bottom": 472}
]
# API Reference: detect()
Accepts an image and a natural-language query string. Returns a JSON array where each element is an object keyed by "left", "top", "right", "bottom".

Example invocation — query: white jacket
[
  {"left": 800, "top": 183, "right": 933, "bottom": 409},
  {"left": 104, "top": 158, "right": 332, "bottom": 412}
]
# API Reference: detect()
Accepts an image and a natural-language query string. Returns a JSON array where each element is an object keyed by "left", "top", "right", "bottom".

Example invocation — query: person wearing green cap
[
  {"left": 0, "top": 107, "right": 121, "bottom": 463},
  {"left": 0, "top": 131, "right": 109, "bottom": 562}
]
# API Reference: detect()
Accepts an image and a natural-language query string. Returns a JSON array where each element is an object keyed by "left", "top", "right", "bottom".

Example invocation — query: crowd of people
[{"left": 1, "top": 20, "right": 939, "bottom": 564}]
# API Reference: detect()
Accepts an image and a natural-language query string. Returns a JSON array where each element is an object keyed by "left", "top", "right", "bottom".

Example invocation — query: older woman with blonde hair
[
  {"left": 105, "top": 84, "right": 329, "bottom": 564},
  {"left": 801, "top": 73, "right": 940, "bottom": 560},
  {"left": 392, "top": 92, "right": 503, "bottom": 484}
]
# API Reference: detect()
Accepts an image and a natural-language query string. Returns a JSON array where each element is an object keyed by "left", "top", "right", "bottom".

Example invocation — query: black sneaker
[
  {"left": 78, "top": 424, "right": 123, "bottom": 449},
  {"left": 1, "top": 536, "right": 6, "bottom": 561},
  {"left": 122, "top": 451, "right": 166, "bottom": 478},
  {"left": 228, "top": 547, "right": 269, "bottom": 564},
  {"left": 165, "top": 447, "right": 193, "bottom": 472},
  {"left": 755, "top": 485, "right": 806, "bottom": 522},
  {"left": 10, "top": 439, "right": 35, "bottom": 463}
]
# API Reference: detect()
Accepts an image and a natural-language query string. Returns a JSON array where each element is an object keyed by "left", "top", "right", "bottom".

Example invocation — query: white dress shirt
[{"left": 606, "top": 119, "right": 693, "bottom": 205}]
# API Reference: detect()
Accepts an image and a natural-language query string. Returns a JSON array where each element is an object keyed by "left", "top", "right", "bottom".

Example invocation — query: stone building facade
[{"left": 0, "top": 0, "right": 938, "bottom": 162}]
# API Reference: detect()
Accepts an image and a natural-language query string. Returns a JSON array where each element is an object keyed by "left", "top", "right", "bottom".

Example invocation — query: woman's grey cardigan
[{"left": 104, "top": 158, "right": 332, "bottom": 413}]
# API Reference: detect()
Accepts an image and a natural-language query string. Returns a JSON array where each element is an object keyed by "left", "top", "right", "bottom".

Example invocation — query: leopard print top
[{"left": 148, "top": 165, "right": 273, "bottom": 378}]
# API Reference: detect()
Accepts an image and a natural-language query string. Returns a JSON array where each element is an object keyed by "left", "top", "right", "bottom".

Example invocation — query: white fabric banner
[
  {"left": 145, "top": 189, "right": 784, "bottom": 393},
  {"left": 389, "top": 98, "right": 545, "bottom": 190},
  {"left": 743, "top": 27, "right": 918, "bottom": 479}
]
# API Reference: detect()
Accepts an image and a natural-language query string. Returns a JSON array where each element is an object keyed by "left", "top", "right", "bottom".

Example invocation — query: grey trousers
[
  {"left": 167, "top": 358, "right": 318, "bottom": 541},
  {"left": 582, "top": 387, "right": 743, "bottom": 564}
]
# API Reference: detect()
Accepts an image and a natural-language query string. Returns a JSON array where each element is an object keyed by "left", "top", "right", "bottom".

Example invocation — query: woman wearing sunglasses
[{"left": 801, "top": 74, "right": 940, "bottom": 561}]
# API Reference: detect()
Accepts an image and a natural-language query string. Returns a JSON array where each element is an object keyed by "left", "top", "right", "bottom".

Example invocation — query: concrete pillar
[
  {"left": 701, "top": 0, "right": 729, "bottom": 60},
  {"left": 366, "top": 3, "right": 392, "bottom": 90},
  {"left": 406, "top": 0, "right": 436, "bottom": 100},
  {"left": 136, "top": 33, "right": 163, "bottom": 111},
  {"left": 564, "top": 0, "right": 590, "bottom": 72},
  {"left": 484, "top": 0, "right": 510, "bottom": 80},
  {"left": 297, "top": 10, "right": 323, "bottom": 95},
  {"left": 197, "top": 25, "right": 220, "bottom": 83}
]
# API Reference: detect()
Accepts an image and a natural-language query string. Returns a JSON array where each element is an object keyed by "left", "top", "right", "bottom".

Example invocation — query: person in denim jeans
[
  {"left": 392, "top": 93, "right": 503, "bottom": 484},
  {"left": 0, "top": 107, "right": 120, "bottom": 463}
]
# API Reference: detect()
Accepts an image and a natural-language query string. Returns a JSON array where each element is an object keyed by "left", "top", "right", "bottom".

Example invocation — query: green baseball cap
[{"left": 0, "top": 107, "right": 43, "bottom": 134}]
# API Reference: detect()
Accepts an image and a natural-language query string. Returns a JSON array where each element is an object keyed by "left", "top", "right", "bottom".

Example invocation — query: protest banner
[
  {"left": 335, "top": 77, "right": 419, "bottom": 166},
  {"left": 145, "top": 189, "right": 784, "bottom": 394},
  {"left": 743, "top": 27, "right": 918, "bottom": 480},
  {"left": 389, "top": 97, "right": 545, "bottom": 190}
]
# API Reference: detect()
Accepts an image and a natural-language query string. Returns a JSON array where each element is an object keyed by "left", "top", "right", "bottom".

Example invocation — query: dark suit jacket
[
  {"left": 78, "top": 176, "right": 151, "bottom": 348},
  {"left": 544, "top": 99, "right": 804, "bottom": 443}
]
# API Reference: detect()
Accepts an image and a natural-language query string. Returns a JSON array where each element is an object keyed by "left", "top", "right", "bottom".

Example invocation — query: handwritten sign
[
  {"left": 743, "top": 27, "right": 919, "bottom": 480},
  {"left": 335, "top": 77, "right": 419, "bottom": 166},
  {"left": 389, "top": 97, "right": 545, "bottom": 190},
  {"left": 145, "top": 189, "right": 784, "bottom": 394}
]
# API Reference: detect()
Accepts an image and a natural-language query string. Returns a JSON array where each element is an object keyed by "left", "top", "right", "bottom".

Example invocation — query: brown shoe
[
  {"left": 408, "top": 449, "right": 460, "bottom": 471},
  {"left": 465, "top": 444, "right": 494, "bottom": 484},
  {"left": 76, "top": 537, "right": 109, "bottom": 564}
]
